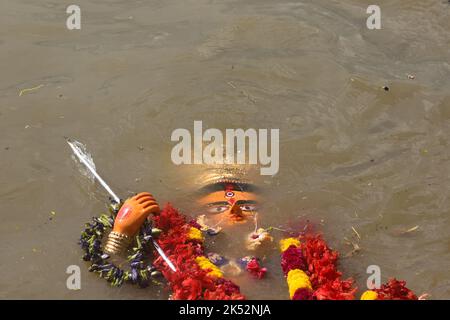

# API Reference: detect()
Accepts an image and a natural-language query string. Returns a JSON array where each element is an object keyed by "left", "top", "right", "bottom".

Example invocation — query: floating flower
[
  {"left": 207, "top": 252, "right": 228, "bottom": 266},
  {"left": 246, "top": 228, "right": 273, "bottom": 250},
  {"left": 246, "top": 258, "right": 267, "bottom": 279},
  {"left": 279, "top": 237, "right": 301, "bottom": 252}
]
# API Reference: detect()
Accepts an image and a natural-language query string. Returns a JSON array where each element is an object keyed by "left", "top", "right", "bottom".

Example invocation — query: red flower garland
[
  {"left": 151, "top": 204, "right": 245, "bottom": 300},
  {"left": 151, "top": 205, "right": 419, "bottom": 300},
  {"left": 281, "top": 246, "right": 306, "bottom": 275},
  {"left": 301, "top": 235, "right": 356, "bottom": 300},
  {"left": 280, "top": 234, "right": 419, "bottom": 300},
  {"left": 370, "top": 279, "right": 418, "bottom": 300},
  {"left": 282, "top": 235, "right": 356, "bottom": 300}
]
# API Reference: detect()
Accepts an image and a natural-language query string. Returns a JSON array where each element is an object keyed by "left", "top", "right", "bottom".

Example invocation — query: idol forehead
[
  {"left": 196, "top": 182, "right": 260, "bottom": 197},
  {"left": 196, "top": 181, "right": 259, "bottom": 206},
  {"left": 197, "top": 190, "right": 260, "bottom": 208}
]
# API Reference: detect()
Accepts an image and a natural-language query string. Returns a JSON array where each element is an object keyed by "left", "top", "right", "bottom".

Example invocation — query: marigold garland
[
  {"left": 152, "top": 204, "right": 245, "bottom": 300},
  {"left": 279, "top": 238, "right": 301, "bottom": 252},
  {"left": 361, "top": 290, "right": 378, "bottom": 300},
  {"left": 80, "top": 202, "right": 420, "bottom": 300},
  {"left": 360, "top": 279, "right": 418, "bottom": 300},
  {"left": 195, "top": 256, "right": 224, "bottom": 278},
  {"left": 279, "top": 235, "right": 419, "bottom": 300},
  {"left": 287, "top": 269, "right": 312, "bottom": 298},
  {"left": 187, "top": 227, "right": 204, "bottom": 242}
]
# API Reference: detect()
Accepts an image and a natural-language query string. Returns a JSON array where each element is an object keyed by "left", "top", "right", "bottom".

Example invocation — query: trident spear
[{"left": 66, "top": 138, "right": 177, "bottom": 272}]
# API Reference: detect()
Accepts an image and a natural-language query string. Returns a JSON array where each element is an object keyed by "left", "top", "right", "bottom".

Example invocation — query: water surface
[{"left": 1, "top": 0, "right": 449, "bottom": 299}]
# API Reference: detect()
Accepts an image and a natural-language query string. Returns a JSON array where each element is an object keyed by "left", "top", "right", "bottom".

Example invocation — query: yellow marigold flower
[
  {"left": 195, "top": 256, "right": 223, "bottom": 278},
  {"left": 187, "top": 227, "right": 204, "bottom": 242},
  {"left": 279, "top": 238, "right": 301, "bottom": 252},
  {"left": 287, "top": 269, "right": 312, "bottom": 298},
  {"left": 361, "top": 290, "right": 378, "bottom": 300},
  {"left": 206, "top": 269, "right": 224, "bottom": 278}
]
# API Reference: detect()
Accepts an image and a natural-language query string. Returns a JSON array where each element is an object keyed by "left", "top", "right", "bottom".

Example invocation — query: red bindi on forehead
[{"left": 224, "top": 184, "right": 236, "bottom": 204}]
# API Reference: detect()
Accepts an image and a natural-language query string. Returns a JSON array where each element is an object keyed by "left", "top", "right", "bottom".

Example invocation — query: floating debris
[
  {"left": 391, "top": 225, "right": 420, "bottom": 237},
  {"left": 344, "top": 241, "right": 361, "bottom": 258},
  {"left": 403, "top": 225, "right": 419, "bottom": 234},
  {"left": 19, "top": 84, "right": 44, "bottom": 97},
  {"left": 382, "top": 86, "right": 390, "bottom": 91},
  {"left": 49, "top": 211, "right": 56, "bottom": 221},
  {"left": 351, "top": 226, "right": 361, "bottom": 240},
  {"left": 399, "top": 225, "right": 420, "bottom": 235},
  {"left": 344, "top": 231, "right": 361, "bottom": 258}
]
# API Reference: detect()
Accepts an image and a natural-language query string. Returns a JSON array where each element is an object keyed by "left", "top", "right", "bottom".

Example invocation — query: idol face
[{"left": 197, "top": 187, "right": 260, "bottom": 227}]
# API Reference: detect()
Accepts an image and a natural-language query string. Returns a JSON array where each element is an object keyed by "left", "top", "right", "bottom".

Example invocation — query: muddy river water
[{"left": 0, "top": 0, "right": 449, "bottom": 299}]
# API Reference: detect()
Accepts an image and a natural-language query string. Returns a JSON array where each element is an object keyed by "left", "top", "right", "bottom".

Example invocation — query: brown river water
[{"left": 1, "top": 0, "right": 449, "bottom": 299}]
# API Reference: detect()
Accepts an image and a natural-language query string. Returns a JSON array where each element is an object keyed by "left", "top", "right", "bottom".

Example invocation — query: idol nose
[{"left": 229, "top": 202, "right": 243, "bottom": 216}]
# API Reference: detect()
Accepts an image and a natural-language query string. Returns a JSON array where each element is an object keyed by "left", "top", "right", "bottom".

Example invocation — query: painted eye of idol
[
  {"left": 206, "top": 200, "right": 258, "bottom": 214},
  {"left": 239, "top": 204, "right": 258, "bottom": 212},
  {"left": 207, "top": 204, "right": 229, "bottom": 214}
]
